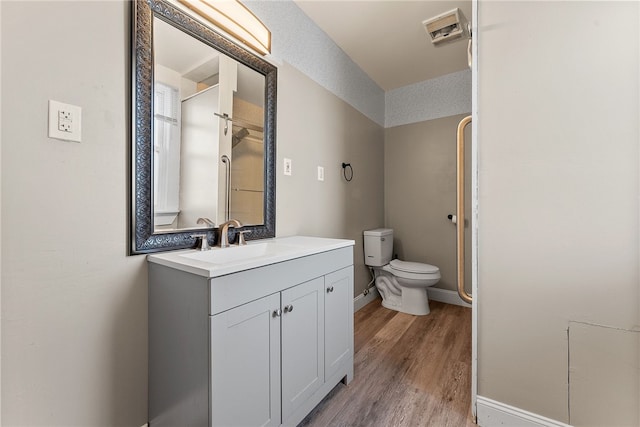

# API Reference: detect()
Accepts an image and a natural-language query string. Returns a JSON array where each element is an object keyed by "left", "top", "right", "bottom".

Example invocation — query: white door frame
[{"left": 470, "top": 0, "right": 479, "bottom": 419}]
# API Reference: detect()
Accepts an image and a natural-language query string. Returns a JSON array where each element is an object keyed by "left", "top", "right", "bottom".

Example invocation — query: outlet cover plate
[{"left": 48, "top": 100, "right": 82, "bottom": 142}]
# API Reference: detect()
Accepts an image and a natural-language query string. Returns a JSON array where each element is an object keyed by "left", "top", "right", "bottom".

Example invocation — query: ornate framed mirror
[{"left": 131, "top": 0, "right": 276, "bottom": 254}]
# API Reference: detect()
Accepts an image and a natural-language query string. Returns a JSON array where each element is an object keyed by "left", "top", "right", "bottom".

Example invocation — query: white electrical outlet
[
  {"left": 317, "top": 166, "right": 324, "bottom": 181},
  {"left": 284, "top": 158, "right": 292, "bottom": 176},
  {"left": 58, "top": 110, "right": 73, "bottom": 132},
  {"left": 48, "top": 100, "right": 82, "bottom": 142}
]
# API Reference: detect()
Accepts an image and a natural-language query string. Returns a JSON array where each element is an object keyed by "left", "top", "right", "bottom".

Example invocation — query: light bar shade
[{"left": 178, "top": 0, "right": 271, "bottom": 55}]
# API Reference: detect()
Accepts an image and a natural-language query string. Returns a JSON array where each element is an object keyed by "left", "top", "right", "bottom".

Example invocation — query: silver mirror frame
[{"left": 130, "top": 0, "right": 276, "bottom": 255}]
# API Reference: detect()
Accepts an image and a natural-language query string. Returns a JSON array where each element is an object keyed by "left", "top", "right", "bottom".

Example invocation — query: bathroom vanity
[{"left": 147, "top": 236, "right": 354, "bottom": 426}]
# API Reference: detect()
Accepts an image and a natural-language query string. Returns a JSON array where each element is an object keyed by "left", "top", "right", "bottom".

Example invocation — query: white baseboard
[
  {"left": 476, "top": 396, "right": 571, "bottom": 427},
  {"left": 353, "top": 288, "right": 380, "bottom": 312},
  {"left": 427, "top": 287, "right": 472, "bottom": 308}
]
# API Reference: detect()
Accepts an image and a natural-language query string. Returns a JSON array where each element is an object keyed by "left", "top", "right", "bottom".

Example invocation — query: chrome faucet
[
  {"left": 197, "top": 217, "right": 215, "bottom": 227},
  {"left": 218, "top": 219, "right": 243, "bottom": 248},
  {"left": 190, "top": 233, "right": 211, "bottom": 251}
]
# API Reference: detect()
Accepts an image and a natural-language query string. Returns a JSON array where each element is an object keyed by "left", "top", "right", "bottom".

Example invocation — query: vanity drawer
[{"left": 209, "top": 246, "right": 353, "bottom": 315}]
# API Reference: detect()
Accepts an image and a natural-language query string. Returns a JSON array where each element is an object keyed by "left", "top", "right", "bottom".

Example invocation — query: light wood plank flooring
[{"left": 299, "top": 299, "right": 475, "bottom": 427}]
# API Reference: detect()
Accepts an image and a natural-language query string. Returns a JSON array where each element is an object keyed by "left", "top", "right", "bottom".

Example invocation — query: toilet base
[{"left": 380, "top": 287, "right": 430, "bottom": 316}]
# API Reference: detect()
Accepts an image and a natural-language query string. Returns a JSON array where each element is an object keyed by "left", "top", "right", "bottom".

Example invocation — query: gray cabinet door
[
  {"left": 210, "top": 293, "right": 281, "bottom": 427},
  {"left": 281, "top": 277, "right": 325, "bottom": 420},
  {"left": 324, "top": 267, "right": 353, "bottom": 380}
]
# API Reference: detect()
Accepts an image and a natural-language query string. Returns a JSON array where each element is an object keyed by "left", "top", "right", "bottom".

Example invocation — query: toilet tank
[{"left": 363, "top": 228, "right": 394, "bottom": 267}]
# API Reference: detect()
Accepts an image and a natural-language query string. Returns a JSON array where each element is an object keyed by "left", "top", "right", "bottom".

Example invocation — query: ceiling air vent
[{"left": 423, "top": 8, "right": 468, "bottom": 46}]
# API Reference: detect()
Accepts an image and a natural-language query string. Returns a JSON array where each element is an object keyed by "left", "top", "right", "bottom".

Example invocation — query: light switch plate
[
  {"left": 317, "top": 166, "right": 324, "bottom": 181},
  {"left": 48, "top": 100, "right": 82, "bottom": 142},
  {"left": 284, "top": 158, "right": 292, "bottom": 176}
]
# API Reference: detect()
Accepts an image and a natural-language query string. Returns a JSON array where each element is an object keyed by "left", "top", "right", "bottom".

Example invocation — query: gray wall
[
  {"left": 1, "top": 1, "right": 147, "bottom": 424},
  {"left": 385, "top": 114, "right": 471, "bottom": 295},
  {"left": 0, "top": 1, "right": 385, "bottom": 425},
  {"left": 276, "top": 63, "right": 384, "bottom": 297},
  {"left": 478, "top": 1, "right": 639, "bottom": 424}
]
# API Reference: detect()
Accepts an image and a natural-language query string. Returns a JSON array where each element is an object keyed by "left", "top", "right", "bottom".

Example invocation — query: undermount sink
[
  {"left": 180, "top": 242, "right": 300, "bottom": 265},
  {"left": 147, "top": 236, "right": 356, "bottom": 278}
]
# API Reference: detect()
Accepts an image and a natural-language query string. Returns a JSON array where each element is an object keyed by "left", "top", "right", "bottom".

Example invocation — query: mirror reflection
[
  {"left": 153, "top": 16, "right": 265, "bottom": 232},
  {"left": 131, "top": 0, "right": 276, "bottom": 255}
]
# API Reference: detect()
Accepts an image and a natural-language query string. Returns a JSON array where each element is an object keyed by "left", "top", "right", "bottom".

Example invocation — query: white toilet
[{"left": 364, "top": 228, "right": 441, "bottom": 315}]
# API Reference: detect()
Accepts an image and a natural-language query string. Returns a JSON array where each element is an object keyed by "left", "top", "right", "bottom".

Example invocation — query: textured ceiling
[{"left": 294, "top": 0, "right": 472, "bottom": 91}]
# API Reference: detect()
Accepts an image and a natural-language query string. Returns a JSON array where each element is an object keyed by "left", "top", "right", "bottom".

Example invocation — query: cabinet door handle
[
  {"left": 327, "top": 286, "right": 334, "bottom": 293},
  {"left": 273, "top": 308, "right": 282, "bottom": 317},
  {"left": 283, "top": 304, "right": 293, "bottom": 313}
]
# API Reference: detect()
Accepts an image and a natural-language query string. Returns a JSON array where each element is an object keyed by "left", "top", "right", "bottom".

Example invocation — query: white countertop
[{"left": 147, "top": 235, "right": 355, "bottom": 278}]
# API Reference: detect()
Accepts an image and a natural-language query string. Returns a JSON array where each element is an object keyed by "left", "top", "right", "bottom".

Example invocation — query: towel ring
[{"left": 342, "top": 162, "right": 353, "bottom": 182}]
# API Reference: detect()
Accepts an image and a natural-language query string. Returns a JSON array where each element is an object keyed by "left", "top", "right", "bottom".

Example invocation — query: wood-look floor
[{"left": 300, "top": 299, "right": 475, "bottom": 427}]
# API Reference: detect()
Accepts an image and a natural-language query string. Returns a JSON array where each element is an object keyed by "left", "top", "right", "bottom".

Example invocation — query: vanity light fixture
[{"left": 177, "top": 0, "right": 271, "bottom": 55}]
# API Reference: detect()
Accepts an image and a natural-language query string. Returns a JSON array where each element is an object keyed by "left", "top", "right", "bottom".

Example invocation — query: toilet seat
[
  {"left": 383, "top": 259, "right": 441, "bottom": 281},
  {"left": 389, "top": 259, "right": 439, "bottom": 274}
]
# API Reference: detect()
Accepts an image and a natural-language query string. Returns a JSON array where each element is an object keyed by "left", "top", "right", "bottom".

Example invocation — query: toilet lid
[{"left": 389, "top": 259, "right": 439, "bottom": 274}]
